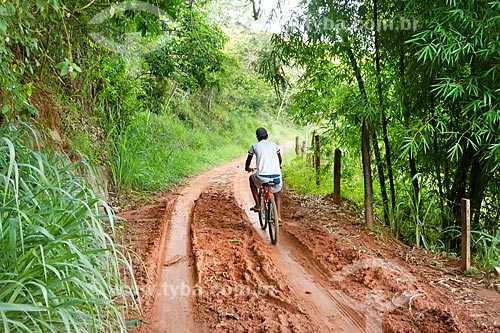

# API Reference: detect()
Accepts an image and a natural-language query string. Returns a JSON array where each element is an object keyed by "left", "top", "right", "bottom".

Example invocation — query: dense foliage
[
  {"left": 263, "top": 0, "right": 500, "bottom": 267},
  {"left": 1, "top": 0, "right": 286, "bottom": 189}
]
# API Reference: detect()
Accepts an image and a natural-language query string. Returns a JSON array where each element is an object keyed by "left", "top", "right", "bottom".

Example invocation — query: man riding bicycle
[{"left": 245, "top": 127, "right": 283, "bottom": 225}]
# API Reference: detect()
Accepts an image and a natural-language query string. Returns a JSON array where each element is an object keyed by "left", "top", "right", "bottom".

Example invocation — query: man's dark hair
[{"left": 256, "top": 127, "right": 268, "bottom": 140}]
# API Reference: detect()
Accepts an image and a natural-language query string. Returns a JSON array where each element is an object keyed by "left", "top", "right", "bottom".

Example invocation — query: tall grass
[
  {"left": 283, "top": 151, "right": 365, "bottom": 205},
  {"left": 0, "top": 123, "right": 137, "bottom": 332},
  {"left": 106, "top": 110, "right": 293, "bottom": 198},
  {"left": 394, "top": 182, "right": 441, "bottom": 249},
  {"left": 471, "top": 228, "right": 500, "bottom": 269}
]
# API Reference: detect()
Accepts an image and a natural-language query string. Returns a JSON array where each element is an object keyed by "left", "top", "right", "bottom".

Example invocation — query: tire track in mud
[
  {"left": 233, "top": 166, "right": 365, "bottom": 333},
  {"left": 278, "top": 230, "right": 368, "bottom": 331},
  {"left": 148, "top": 159, "right": 242, "bottom": 333},
  {"left": 148, "top": 156, "right": 365, "bottom": 332},
  {"left": 279, "top": 234, "right": 366, "bottom": 331},
  {"left": 190, "top": 184, "right": 317, "bottom": 332}
]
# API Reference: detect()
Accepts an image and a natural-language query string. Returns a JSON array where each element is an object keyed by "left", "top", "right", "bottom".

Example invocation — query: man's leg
[
  {"left": 274, "top": 191, "right": 282, "bottom": 221},
  {"left": 249, "top": 175, "right": 259, "bottom": 208}
]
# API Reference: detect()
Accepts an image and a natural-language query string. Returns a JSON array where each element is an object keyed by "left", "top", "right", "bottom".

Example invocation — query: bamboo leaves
[{"left": 264, "top": 0, "right": 500, "bottom": 257}]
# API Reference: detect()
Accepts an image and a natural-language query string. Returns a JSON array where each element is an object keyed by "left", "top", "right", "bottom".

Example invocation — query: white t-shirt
[{"left": 248, "top": 140, "right": 281, "bottom": 176}]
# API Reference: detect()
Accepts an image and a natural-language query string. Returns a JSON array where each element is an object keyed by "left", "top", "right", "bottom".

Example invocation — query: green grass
[
  {"left": 471, "top": 228, "right": 500, "bottom": 269},
  {"left": 394, "top": 182, "right": 443, "bottom": 249},
  {"left": 282, "top": 148, "right": 365, "bottom": 205},
  {"left": 107, "top": 109, "right": 299, "bottom": 201},
  {"left": 0, "top": 123, "right": 137, "bottom": 332}
]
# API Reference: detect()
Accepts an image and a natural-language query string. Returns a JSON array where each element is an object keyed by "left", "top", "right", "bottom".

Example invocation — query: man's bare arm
[{"left": 245, "top": 154, "right": 253, "bottom": 171}]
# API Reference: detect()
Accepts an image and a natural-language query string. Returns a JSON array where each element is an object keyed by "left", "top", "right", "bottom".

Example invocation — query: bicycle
[
  {"left": 248, "top": 169, "right": 279, "bottom": 245},
  {"left": 259, "top": 180, "right": 279, "bottom": 245}
]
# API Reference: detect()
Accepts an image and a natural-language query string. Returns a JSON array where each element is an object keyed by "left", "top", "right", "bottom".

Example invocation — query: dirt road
[
  {"left": 123, "top": 156, "right": 500, "bottom": 333},
  {"left": 145, "top": 157, "right": 362, "bottom": 332}
]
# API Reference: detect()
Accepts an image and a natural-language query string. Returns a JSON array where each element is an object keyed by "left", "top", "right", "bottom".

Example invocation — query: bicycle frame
[
  {"left": 258, "top": 182, "right": 279, "bottom": 245},
  {"left": 263, "top": 184, "right": 272, "bottom": 201}
]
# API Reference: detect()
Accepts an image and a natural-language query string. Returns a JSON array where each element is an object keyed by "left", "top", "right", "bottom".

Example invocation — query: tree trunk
[
  {"left": 343, "top": 35, "right": 374, "bottom": 230},
  {"left": 372, "top": 130, "right": 389, "bottom": 225},
  {"left": 446, "top": 145, "right": 472, "bottom": 252},
  {"left": 381, "top": 106, "right": 395, "bottom": 222},
  {"left": 397, "top": 1, "right": 406, "bottom": 236},
  {"left": 333, "top": 148, "right": 341, "bottom": 204},
  {"left": 430, "top": 95, "right": 445, "bottom": 216},
  {"left": 363, "top": 120, "right": 375, "bottom": 231},
  {"left": 469, "top": 156, "right": 490, "bottom": 230},
  {"left": 315, "top": 134, "right": 320, "bottom": 186},
  {"left": 373, "top": 0, "right": 396, "bottom": 223},
  {"left": 466, "top": 52, "right": 492, "bottom": 232},
  {"left": 409, "top": 152, "right": 420, "bottom": 197}
]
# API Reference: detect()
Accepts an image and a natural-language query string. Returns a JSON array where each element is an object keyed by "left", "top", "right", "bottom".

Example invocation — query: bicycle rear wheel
[
  {"left": 267, "top": 195, "right": 279, "bottom": 245},
  {"left": 258, "top": 190, "right": 266, "bottom": 230}
]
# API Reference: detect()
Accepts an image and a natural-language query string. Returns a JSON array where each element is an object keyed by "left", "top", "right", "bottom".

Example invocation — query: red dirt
[
  {"left": 118, "top": 157, "right": 500, "bottom": 333},
  {"left": 117, "top": 194, "right": 177, "bottom": 319}
]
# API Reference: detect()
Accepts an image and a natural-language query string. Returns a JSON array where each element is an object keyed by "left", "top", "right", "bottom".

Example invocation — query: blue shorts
[{"left": 250, "top": 173, "right": 283, "bottom": 194}]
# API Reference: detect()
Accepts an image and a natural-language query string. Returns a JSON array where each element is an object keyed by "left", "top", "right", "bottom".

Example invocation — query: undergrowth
[
  {"left": 282, "top": 136, "right": 500, "bottom": 270},
  {"left": 0, "top": 123, "right": 138, "bottom": 332},
  {"left": 105, "top": 107, "right": 299, "bottom": 205}
]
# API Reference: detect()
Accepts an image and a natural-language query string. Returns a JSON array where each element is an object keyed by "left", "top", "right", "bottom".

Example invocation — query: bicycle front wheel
[
  {"left": 258, "top": 190, "right": 266, "bottom": 230},
  {"left": 267, "top": 195, "right": 279, "bottom": 245}
]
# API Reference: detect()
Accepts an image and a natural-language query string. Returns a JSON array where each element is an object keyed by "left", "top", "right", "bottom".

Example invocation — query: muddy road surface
[{"left": 121, "top": 157, "right": 500, "bottom": 333}]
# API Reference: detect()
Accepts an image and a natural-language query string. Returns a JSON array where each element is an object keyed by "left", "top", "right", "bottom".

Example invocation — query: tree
[
  {"left": 405, "top": 0, "right": 500, "bottom": 250},
  {"left": 261, "top": 0, "right": 378, "bottom": 229},
  {"left": 262, "top": 0, "right": 500, "bottom": 254}
]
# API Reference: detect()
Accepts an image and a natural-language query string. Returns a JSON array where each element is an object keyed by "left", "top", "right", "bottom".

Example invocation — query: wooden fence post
[
  {"left": 314, "top": 134, "right": 320, "bottom": 185},
  {"left": 295, "top": 136, "right": 300, "bottom": 156},
  {"left": 461, "top": 198, "right": 471, "bottom": 272},
  {"left": 308, "top": 132, "right": 315, "bottom": 167},
  {"left": 333, "top": 148, "right": 341, "bottom": 203}
]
